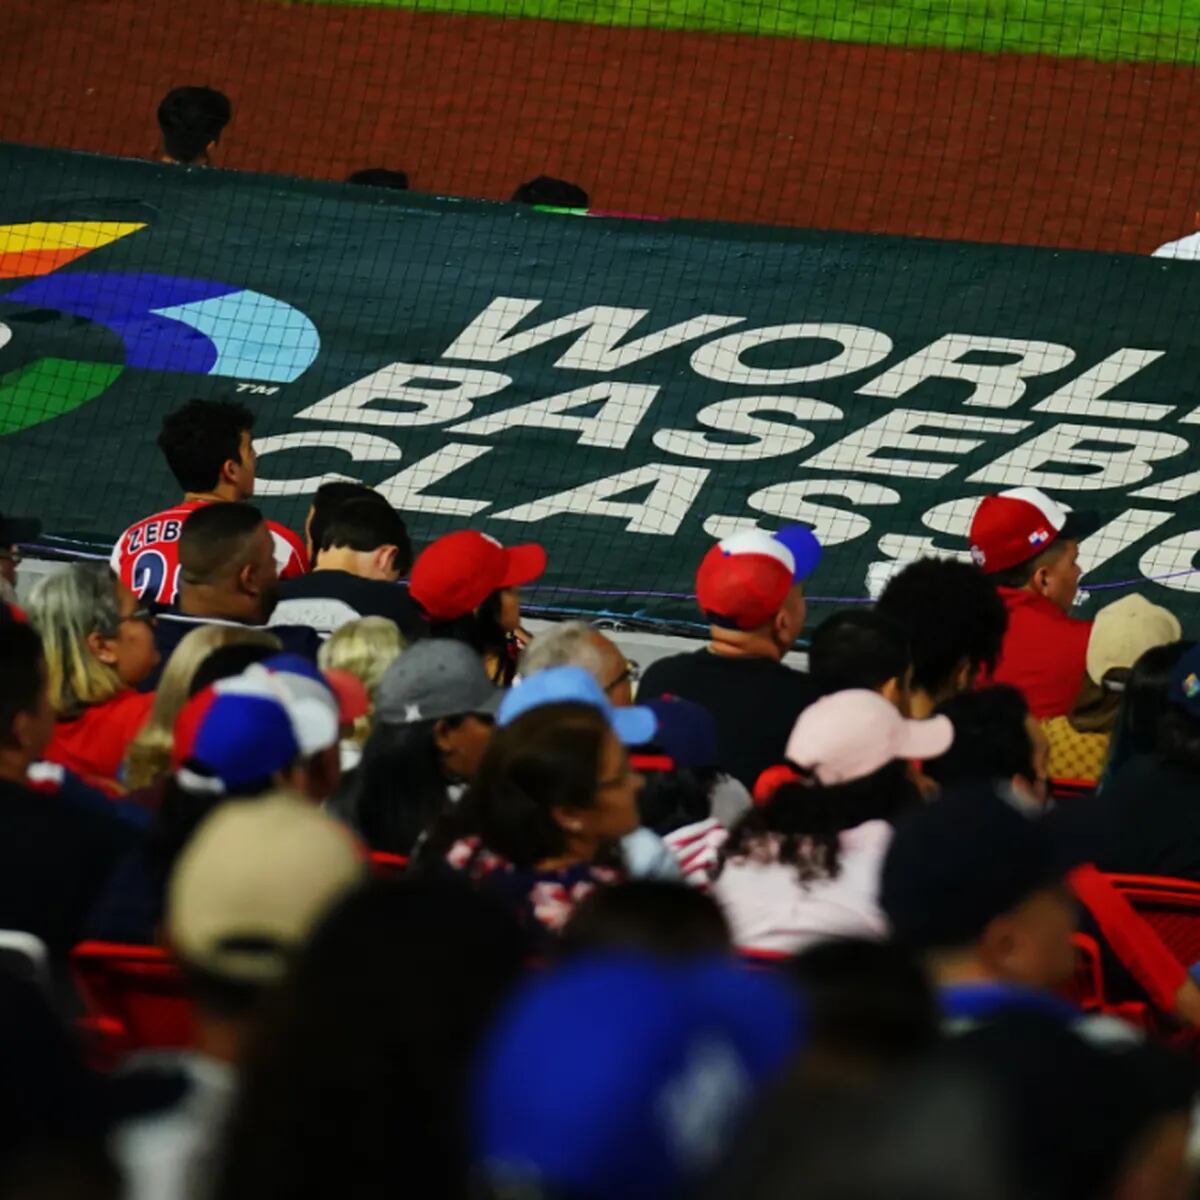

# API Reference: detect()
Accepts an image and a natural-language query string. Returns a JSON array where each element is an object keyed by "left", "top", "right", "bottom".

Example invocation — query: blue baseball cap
[
  {"left": 499, "top": 665, "right": 657, "bottom": 746},
  {"left": 474, "top": 954, "right": 802, "bottom": 1199}
]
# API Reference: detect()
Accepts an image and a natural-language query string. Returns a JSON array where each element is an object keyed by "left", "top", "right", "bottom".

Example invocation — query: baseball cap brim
[
  {"left": 499, "top": 543, "right": 547, "bottom": 589},
  {"left": 1060, "top": 509, "right": 1101, "bottom": 544},
  {"left": 474, "top": 687, "right": 504, "bottom": 718},
  {"left": 610, "top": 704, "right": 658, "bottom": 747},
  {"left": 896, "top": 713, "right": 955, "bottom": 763},
  {"left": 0, "top": 515, "right": 40, "bottom": 545}
]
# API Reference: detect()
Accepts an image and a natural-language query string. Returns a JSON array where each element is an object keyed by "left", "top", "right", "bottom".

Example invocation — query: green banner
[{"left": 3, "top": 142, "right": 1200, "bottom": 627}]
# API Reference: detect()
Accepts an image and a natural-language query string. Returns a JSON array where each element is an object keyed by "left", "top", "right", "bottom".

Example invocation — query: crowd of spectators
[{"left": 2, "top": 394, "right": 1200, "bottom": 1200}]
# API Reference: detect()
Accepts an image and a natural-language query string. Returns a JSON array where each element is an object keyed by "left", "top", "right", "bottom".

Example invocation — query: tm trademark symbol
[{"left": 235, "top": 382, "right": 281, "bottom": 396}]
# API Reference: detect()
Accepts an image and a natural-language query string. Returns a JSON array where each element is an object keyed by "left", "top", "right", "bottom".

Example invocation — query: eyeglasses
[
  {"left": 121, "top": 604, "right": 157, "bottom": 628},
  {"left": 604, "top": 659, "right": 641, "bottom": 694}
]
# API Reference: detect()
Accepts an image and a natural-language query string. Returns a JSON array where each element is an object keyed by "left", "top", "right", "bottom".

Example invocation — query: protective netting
[{"left": 3, "top": 0, "right": 1200, "bottom": 628}]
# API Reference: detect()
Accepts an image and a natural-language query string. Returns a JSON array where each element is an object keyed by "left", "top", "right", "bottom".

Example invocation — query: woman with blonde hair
[
  {"left": 28, "top": 563, "right": 160, "bottom": 786},
  {"left": 319, "top": 617, "right": 406, "bottom": 766},
  {"left": 124, "top": 624, "right": 282, "bottom": 790}
]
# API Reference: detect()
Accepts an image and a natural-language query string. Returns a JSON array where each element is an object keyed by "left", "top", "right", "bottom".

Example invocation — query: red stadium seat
[
  {"left": 1104, "top": 874, "right": 1200, "bottom": 968},
  {"left": 70, "top": 942, "right": 194, "bottom": 1068},
  {"left": 1061, "top": 932, "right": 1152, "bottom": 1029},
  {"left": 370, "top": 851, "right": 409, "bottom": 877},
  {"left": 1049, "top": 777, "right": 1097, "bottom": 802}
]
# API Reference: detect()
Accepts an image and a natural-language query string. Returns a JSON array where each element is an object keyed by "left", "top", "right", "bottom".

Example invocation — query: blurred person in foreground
[
  {"left": 215, "top": 879, "right": 525, "bottom": 1200},
  {"left": 638, "top": 526, "right": 822, "bottom": 789},
  {"left": 157, "top": 87, "right": 232, "bottom": 167},
  {"left": 712, "top": 690, "right": 951, "bottom": 954},
  {"left": 346, "top": 167, "right": 409, "bottom": 189},
  {"left": 410, "top": 530, "right": 546, "bottom": 685},
  {"left": 1041, "top": 594, "right": 1180, "bottom": 785},
  {"left": 875, "top": 556, "right": 1007, "bottom": 718},
  {"left": 0, "top": 622, "right": 138, "bottom": 972},
  {"left": 928, "top": 686, "right": 1200, "bottom": 1029},
  {"left": 968, "top": 487, "right": 1098, "bottom": 718},
  {"left": 123, "top": 625, "right": 281, "bottom": 792},
  {"left": 112, "top": 399, "right": 305, "bottom": 604},
  {"left": 110, "top": 794, "right": 363, "bottom": 1200},
  {"left": 28, "top": 563, "right": 159, "bottom": 788},
  {"left": 416, "top": 666, "right": 655, "bottom": 943},
  {"left": 272, "top": 498, "right": 422, "bottom": 639},
  {"left": 558, "top": 880, "right": 733, "bottom": 960},
  {"left": 147, "top": 503, "right": 319, "bottom": 688},
  {"left": 472, "top": 954, "right": 799, "bottom": 1200},
  {"left": 329, "top": 640, "right": 500, "bottom": 856},
  {"left": 881, "top": 782, "right": 1085, "bottom": 1026},
  {"left": 87, "top": 655, "right": 360, "bottom": 944}
]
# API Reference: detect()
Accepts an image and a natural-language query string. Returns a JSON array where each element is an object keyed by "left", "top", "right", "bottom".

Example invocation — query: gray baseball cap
[{"left": 376, "top": 639, "right": 502, "bottom": 725}]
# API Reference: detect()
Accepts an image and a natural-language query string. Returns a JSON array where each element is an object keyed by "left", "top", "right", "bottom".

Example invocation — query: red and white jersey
[{"left": 111, "top": 500, "right": 309, "bottom": 604}]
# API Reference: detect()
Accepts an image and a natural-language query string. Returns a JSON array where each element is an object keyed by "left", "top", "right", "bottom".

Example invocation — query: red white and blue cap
[
  {"left": 171, "top": 654, "right": 362, "bottom": 792},
  {"left": 473, "top": 954, "right": 802, "bottom": 1200},
  {"left": 969, "top": 487, "right": 1099, "bottom": 575},
  {"left": 695, "top": 525, "right": 822, "bottom": 631}
]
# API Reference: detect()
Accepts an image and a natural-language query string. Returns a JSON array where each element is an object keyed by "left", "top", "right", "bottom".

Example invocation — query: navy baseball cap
[
  {"left": 634, "top": 696, "right": 719, "bottom": 770},
  {"left": 473, "top": 954, "right": 802, "bottom": 1200},
  {"left": 498, "top": 665, "right": 657, "bottom": 746},
  {"left": 881, "top": 782, "right": 1087, "bottom": 951}
]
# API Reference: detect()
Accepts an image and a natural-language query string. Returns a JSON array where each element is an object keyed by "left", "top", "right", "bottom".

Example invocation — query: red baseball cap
[
  {"left": 695, "top": 526, "right": 822, "bottom": 631},
  {"left": 410, "top": 530, "right": 547, "bottom": 622},
  {"left": 968, "top": 487, "right": 1099, "bottom": 575}
]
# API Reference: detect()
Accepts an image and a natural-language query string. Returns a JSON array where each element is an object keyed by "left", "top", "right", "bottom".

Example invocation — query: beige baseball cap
[
  {"left": 1086, "top": 594, "right": 1182, "bottom": 685},
  {"left": 167, "top": 791, "right": 365, "bottom": 983}
]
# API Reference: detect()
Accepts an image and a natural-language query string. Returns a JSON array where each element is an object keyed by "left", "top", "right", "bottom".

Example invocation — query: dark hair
[
  {"left": 1157, "top": 707, "right": 1200, "bottom": 772},
  {"left": 421, "top": 703, "right": 611, "bottom": 871},
  {"left": 1102, "top": 640, "right": 1193, "bottom": 788},
  {"left": 988, "top": 538, "right": 1071, "bottom": 591},
  {"left": 179, "top": 503, "right": 264, "bottom": 586},
  {"left": 429, "top": 590, "right": 515, "bottom": 685},
  {"left": 511, "top": 176, "right": 590, "bottom": 207},
  {"left": 157, "top": 399, "right": 254, "bottom": 493},
  {"left": 215, "top": 878, "right": 526, "bottom": 1200},
  {"left": 331, "top": 718, "right": 464, "bottom": 856},
  {"left": 188, "top": 643, "right": 279, "bottom": 697},
  {"left": 787, "top": 938, "right": 939, "bottom": 1069},
  {"left": 809, "top": 609, "right": 911, "bottom": 695},
  {"left": 558, "top": 881, "right": 731, "bottom": 959},
  {"left": 876, "top": 559, "right": 1007, "bottom": 698},
  {"left": 346, "top": 168, "right": 409, "bottom": 190},
  {"left": 637, "top": 765, "right": 720, "bottom": 835},
  {"left": 720, "top": 761, "right": 921, "bottom": 884},
  {"left": 157, "top": 86, "right": 232, "bottom": 163},
  {"left": 924, "top": 686, "right": 1034, "bottom": 788},
  {"left": 179, "top": 961, "right": 271, "bottom": 1021},
  {"left": 318, "top": 498, "right": 412, "bottom": 573},
  {"left": 308, "top": 482, "right": 386, "bottom": 559},
  {"left": 0, "top": 623, "right": 43, "bottom": 749}
]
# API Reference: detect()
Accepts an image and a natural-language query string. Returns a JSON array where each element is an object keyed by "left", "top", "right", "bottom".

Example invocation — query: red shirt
[
  {"left": 43, "top": 689, "right": 155, "bottom": 786},
  {"left": 990, "top": 588, "right": 1092, "bottom": 719},
  {"left": 111, "top": 501, "right": 308, "bottom": 603}
]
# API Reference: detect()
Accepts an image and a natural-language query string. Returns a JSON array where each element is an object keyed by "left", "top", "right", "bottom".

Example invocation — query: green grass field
[{"left": 292, "top": 0, "right": 1200, "bottom": 63}]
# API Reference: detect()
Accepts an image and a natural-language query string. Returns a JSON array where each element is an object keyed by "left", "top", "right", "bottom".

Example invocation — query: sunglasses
[
  {"left": 604, "top": 659, "right": 641, "bottom": 693},
  {"left": 121, "top": 604, "right": 157, "bottom": 628}
]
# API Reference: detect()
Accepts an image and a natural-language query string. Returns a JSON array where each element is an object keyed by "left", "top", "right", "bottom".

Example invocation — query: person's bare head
[
  {"left": 158, "top": 86, "right": 232, "bottom": 166},
  {"left": 178, "top": 503, "right": 278, "bottom": 624},
  {"left": 519, "top": 622, "right": 635, "bottom": 706}
]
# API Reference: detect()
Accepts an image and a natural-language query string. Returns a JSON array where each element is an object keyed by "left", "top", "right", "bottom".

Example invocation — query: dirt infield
[{"left": 3, "top": 0, "right": 1200, "bottom": 253}]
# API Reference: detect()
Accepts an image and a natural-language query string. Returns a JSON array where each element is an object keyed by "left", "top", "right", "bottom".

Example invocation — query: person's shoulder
[
  {"left": 267, "top": 521, "right": 310, "bottom": 575},
  {"left": 637, "top": 650, "right": 702, "bottom": 690}
]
